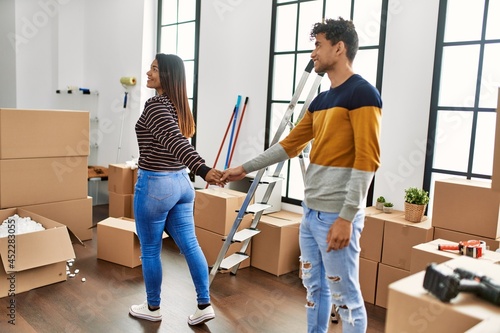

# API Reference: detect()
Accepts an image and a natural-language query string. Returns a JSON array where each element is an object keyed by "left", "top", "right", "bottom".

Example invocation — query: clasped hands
[{"left": 205, "top": 166, "right": 247, "bottom": 186}]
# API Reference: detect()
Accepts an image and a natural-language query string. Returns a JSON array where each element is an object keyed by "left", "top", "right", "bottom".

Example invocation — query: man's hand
[
  {"left": 221, "top": 166, "right": 247, "bottom": 182},
  {"left": 326, "top": 217, "right": 352, "bottom": 252},
  {"left": 205, "top": 168, "right": 226, "bottom": 186}
]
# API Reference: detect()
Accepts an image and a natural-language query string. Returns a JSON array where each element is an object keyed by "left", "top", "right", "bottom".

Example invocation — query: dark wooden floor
[{"left": 0, "top": 205, "right": 386, "bottom": 333}]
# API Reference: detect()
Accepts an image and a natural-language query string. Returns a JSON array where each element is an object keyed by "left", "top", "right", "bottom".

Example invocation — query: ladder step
[
  {"left": 231, "top": 228, "right": 260, "bottom": 242},
  {"left": 244, "top": 203, "right": 272, "bottom": 214},
  {"left": 246, "top": 173, "right": 283, "bottom": 184},
  {"left": 220, "top": 253, "right": 249, "bottom": 270}
]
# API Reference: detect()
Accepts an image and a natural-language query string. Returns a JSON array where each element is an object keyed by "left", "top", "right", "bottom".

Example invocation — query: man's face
[{"left": 311, "top": 33, "right": 339, "bottom": 74}]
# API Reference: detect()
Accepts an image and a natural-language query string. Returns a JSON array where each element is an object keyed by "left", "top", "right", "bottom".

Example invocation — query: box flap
[
  {"left": 0, "top": 208, "right": 76, "bottom": 273},
  {"left": 98, "top": 217, "right": 168, "bottom": 238},
  {"left": 260, "top": 215, "right": 300, "bottom": 227}
]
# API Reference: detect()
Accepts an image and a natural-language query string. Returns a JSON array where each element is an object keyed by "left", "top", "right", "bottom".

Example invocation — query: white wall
[
  {"left": 375, "top": 0, "right": 440, "bottom": 210},
  {"left": 0, "top": 0, "right": 17, "bottom": 108},
  {"left": 194, "top": 0, "right": 273, "bottom": 188},
  {"left": 1, "top": 0, "right": 441, "bottom": 211}
]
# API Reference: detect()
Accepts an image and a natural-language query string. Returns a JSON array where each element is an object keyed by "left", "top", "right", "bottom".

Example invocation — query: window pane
[
  {"left": 184, "top": 60, "right": 194, "bottom": 99},
  {"left": 433, "top": 110, "right": 473, "bottom": 172},
  {"left": 295, "top": 53, "right": 319, "bottom": 103},
  {"left": 486, "top": 0, "right": 500, "bottom": 39},
  {"left": 162, "top": 0, "right": 178, "bottom": 25},
  {"left": 288, "top": 157, "right": 306, "bottom": 200},
  {"left": 353, "top": 0, "right": 382, "bottom": 47},
  {"left": 438, "top": 45, "right": 480, "bottom": 107},
  {"left": 297, "top": 0, "right": 323, "bottom": 51},
  {"left": 273, "top": 54, "right": 295, "bottom": 100},
  {"left": 160, "top": 25, "right": 178, "bottom": 54},
  {"left": 270, "top": 102, "right": 292, "bottom": 144},
  {"left": 353, "top": 49, "right": 378, "bottom": 87},
  {"left": 444, "top": 0, "right": 484, "bottom": 42},
  {"left": 325, "top": 0, "right": 352, "bottom": 20},
  {"left": 479, "top": 43, "right": 500, "bottom": 108},
  {"left": 178, "top": 0, "right": 196, "bottom": 22},
  {"left": 177, "top": 22, "right": 195, "bottom": 59},
  {"left": 275, "top": 4, "right": 298, "bottom": 52},
  {"left": 472, "top": 111, "right": 495, "bottom": 175}
]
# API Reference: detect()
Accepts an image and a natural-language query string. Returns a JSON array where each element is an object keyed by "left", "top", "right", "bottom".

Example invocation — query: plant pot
[
  {"left": 404, "top": 202, "right": 426, "bottom": 222},
  {"left": 383, "top": 206, "right": 393, "bottom": 214},
  {"left": 376, "top": 202, "right": 384, "bottom": 210}
]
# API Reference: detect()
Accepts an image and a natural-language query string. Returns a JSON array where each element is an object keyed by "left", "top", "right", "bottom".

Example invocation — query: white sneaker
[
  {"left": 129, "top": 301, "right": 162, "bottom": 322},
  {"left": 187, "top": 305, "right": 215, "bottom": 325}
]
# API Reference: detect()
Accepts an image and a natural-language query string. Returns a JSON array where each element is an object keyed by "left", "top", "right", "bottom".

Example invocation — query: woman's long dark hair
[{"left": 156, "top": 53, "right": 195, "bottom": 138}]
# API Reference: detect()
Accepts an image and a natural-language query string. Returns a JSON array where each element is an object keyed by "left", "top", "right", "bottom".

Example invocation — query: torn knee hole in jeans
[
  {"left": 300, "top": 260, "right": 312, "bottom": 279},
  {"left": 327, "top": 275, "right": 341, "bottom": 282}
]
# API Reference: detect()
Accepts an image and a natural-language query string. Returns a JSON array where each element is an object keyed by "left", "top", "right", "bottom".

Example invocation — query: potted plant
[
  {"left": 383, "top": 202, "right": 394, "bottom": 213},
  {"left": 404, "top": 187, "right": 429, "bottom": 222},
  {"left": 376, "top": 196, "right": 385, "bottom": 210}
]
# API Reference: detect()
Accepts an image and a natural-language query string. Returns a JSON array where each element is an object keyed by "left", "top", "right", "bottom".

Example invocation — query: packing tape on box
[{"left": 120, "top": 76, "right": 136, "bottom": 86}]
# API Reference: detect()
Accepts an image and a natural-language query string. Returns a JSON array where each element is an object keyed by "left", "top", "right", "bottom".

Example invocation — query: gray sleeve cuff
[{"left": 242, "top": 143, "right": 289, "bottom": 173}]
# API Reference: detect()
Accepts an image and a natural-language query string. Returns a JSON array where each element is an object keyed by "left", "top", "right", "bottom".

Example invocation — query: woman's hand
[{"left": 205, "top": 168, "right": 226, "bottom": 186}]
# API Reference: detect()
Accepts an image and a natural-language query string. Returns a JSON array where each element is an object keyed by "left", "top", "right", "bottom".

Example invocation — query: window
[
  {"left": 157, "top": 0, "right": 200, "bottom": 142},
  {"left": 424, "top": 0, "right": 500, "bottom": 202},
  {"left": 267, "top": 0, "right": 388, "bottom": 205}
]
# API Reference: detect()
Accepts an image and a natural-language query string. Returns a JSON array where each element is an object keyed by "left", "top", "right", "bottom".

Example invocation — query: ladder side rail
[{"left": 209, "top": 169, "right": 266, "bottom": 283}]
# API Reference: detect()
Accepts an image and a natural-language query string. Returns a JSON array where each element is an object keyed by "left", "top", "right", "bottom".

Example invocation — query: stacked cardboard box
[
  {"left": 432, "top": 178, "right": 500, "bottom": 251},
  {"left": 0, "top": 108, "right": 92, "bottom": 241},
  {"left": 250, "top": 210, "right": 302, "bottom": 276},
  {"left": 107, "top": 164, "right": 137, "bottom": 218},
  {"left": 0, "top": 108, "right": 89, "bottom": 295},
  {"left": 194, "top": 188, "right": 253, "bottom": 269},
  {"left": 386, "top": 256, "right": 500, "bottom": 332},
  {"left": 359, "top": 207, "right": 434, "bottom": 308}
]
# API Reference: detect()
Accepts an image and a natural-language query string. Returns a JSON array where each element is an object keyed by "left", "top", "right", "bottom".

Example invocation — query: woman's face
[{"left": 146, "top": 59, "right": 162, "bottom": 94}]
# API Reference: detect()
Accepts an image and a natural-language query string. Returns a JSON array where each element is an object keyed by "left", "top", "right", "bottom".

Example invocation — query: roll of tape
[{"left": 120, "top": 76, "right": 136, "bottom": 86}]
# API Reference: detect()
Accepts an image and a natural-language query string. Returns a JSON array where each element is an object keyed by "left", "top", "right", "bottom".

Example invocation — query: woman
[{"left": 129, "top": 53, "right": 223, "bottom": 325}]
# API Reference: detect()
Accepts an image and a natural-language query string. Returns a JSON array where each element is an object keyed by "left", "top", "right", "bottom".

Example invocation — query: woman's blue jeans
[
  {"left": 300, "top": 203, "right": 367, "bottom": 333},
  {"left": 133, "top": 168, "right": 210, "bottom": 307}
]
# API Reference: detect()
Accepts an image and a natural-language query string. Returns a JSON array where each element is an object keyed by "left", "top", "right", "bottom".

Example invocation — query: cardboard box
[
  {"left": 108, "top": 191, "right": 133, "bottom": 219},
  {"left": 433, "top": 227, "right": 500, "bottom": 252},
  {"left": 360, "top": 214, "right": 385, "bottom": 262},
  {"left": 375, "top": 263, "right": 410, "bottom": 308},
  {"left": 195, "top": 225, "right": 251, "bottom": 269},
  {"left": 97, "top": 217, "right": 167, "bottom": 268},
  {"left": 432, "top": 178, "right": 500, "bottom": 238},
  {"left": 21, "top": 197, "right": 93, "bottom": 241},
  {"left": 410, "top": 238, "right": 500, "bottom": 274},
  {"left": 0, "top": 157, "right": 88, "bottom": 209},
  {"left": 386, "top": 256, "right": 500, "bottom": 333},
  {"left": 268, "top": 209, "right": 302, "bottom": 223},
  {"left": 359, "top": 257, "right": 378, "bottom": 304},
  {"left": 492, "top": 88, "right": 500, "bottom": 192},
  {"left": 107, "top": 164, "right": 135, "bottom": 194},
  {"left": 0, "top": 108, "right": 89, "bottom": 159},
  {"left": 250, "top": 214, "right": 300, "bottom": 276},
  {"left": 381, "top": 213, "right": 434, "bottom": 271},
  {"left": 0, "top": 208, "right": 76, "bottom": 297},
  {"left": 194, "top": 188, "right": 253, "bottom": 235}
]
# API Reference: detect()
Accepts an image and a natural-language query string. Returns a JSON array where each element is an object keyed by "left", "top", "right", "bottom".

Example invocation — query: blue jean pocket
[{"left": 147, "top": 175, "right": 173, "bottom": 200}]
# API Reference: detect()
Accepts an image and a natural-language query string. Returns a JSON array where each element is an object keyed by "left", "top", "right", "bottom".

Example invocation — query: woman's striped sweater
[{"left": 135, "top": 95, "right": 210, "bottom": 179}]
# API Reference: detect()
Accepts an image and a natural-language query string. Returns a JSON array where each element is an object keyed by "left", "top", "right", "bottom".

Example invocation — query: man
[{"left": 222, "top": 17, "right": 382, "bottom": 333}]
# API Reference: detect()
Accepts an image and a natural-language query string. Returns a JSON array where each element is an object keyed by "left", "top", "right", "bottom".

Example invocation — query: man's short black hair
[{"left": 310, "top": 17, "right": 359, "bottom": 62}]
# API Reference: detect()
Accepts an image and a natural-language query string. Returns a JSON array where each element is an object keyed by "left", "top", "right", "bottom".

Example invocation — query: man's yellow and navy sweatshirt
[{"left": 242, "top": 74, "right": 382, "bottom": 222}]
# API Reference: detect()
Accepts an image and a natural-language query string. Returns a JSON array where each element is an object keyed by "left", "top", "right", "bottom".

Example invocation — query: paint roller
[{"left": 120, "top": 77, "right": 136, "bottom": 108}]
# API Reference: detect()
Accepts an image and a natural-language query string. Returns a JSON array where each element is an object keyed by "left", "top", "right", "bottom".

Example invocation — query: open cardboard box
[
  {"left": 97, "top": 217, "right": 167, "bottom": 268},
  {"left": 0, "top": 208, "right": 76, "bottom": 298}
]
